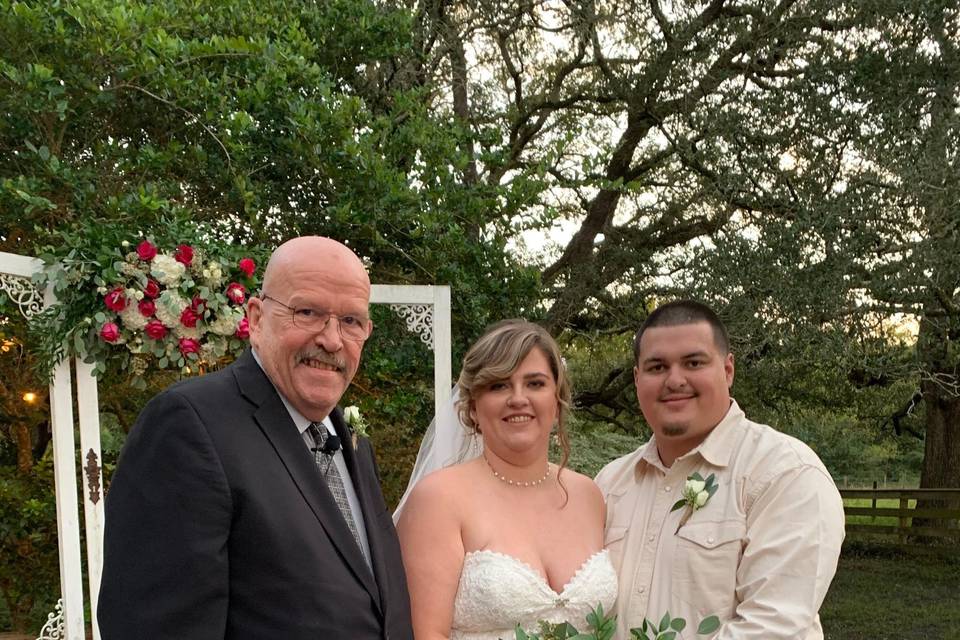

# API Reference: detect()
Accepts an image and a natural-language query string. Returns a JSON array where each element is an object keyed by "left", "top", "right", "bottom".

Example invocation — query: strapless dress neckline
[{"left": 450, "top": 548, "right": 618, "bottom": 640}]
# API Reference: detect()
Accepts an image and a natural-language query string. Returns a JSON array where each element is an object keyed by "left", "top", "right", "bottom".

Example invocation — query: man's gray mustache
[{"left": 298, "top": 351, "right": 346, "bottom": 372}]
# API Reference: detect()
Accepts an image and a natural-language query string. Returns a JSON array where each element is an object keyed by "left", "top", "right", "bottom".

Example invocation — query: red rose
[
  {"left": 174, "top": 244, "right": 194, "bottom": 265},
  {"left": 104, "top": 287, "right": 127, "bottom": 312},
  {"left": 178, "top": 338, "right": 201, "bottom": 355},
  {"left": 238, "top": 257, "right": 256, "bottom": 277},
  {"left": 225, "top": 282, "right": 246, "bottom": 304},
  {"left": 235, "top": 316, "right": 250, "bottom": 339},
  {"left": 145, "top": 320, "right": 168, "bottom": 340},
  {"left": 180, "top": 307, "right": 199, "bottom": 328},
  {"left": 143, "top": 279, "right": 160, "bottom": 298},
  {"left": 138, "top": 300, "right": 156, "bottom": 317},
  {"left": 190, "top": 295, "right": 206, "bottom": 313},
  {"left": 136, "top": 240, "right": 157, "bottom": 262},
  {"left": 99, "top": 322, "right": 120, "bottom": 343}
]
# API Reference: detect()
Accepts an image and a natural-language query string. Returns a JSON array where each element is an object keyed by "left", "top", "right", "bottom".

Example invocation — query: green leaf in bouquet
[
  {"left": 670, "top": 617, "right": 686, "bottom": 632},
  {"left": 658, "top": 612, "right": 671, "bottom": 633},
  {"left": 697, "top": 616, "right": 720, "bottom": 634},
  {"left": 629, "top": 628, "right": 650, "bottom": 640}
]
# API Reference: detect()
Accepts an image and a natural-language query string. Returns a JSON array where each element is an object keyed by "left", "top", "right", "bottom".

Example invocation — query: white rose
[
  {"left": 694, "top": 490, "right": 710, "bottom": 508},
  {"left": 151, "top": 254, "right": 186, "bottom": 286},
  {"left": 685, "top": 478, "right": 706, "bottom": 495},
  {"left": 344, "top": 405, "right": 360, "bottom": 424}
]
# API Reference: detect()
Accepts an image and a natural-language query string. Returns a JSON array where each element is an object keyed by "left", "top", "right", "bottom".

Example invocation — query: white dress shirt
[
  {"left": 595, "top": 400, "right": 845, "bottom": 639},
  {"left": 251, "top": 350, "right": 371, "bottom": 566}
]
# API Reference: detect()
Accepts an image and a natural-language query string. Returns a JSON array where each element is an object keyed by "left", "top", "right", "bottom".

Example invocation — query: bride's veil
[{"left": 392, "top": 387, "right": 482, "bottom": 522}]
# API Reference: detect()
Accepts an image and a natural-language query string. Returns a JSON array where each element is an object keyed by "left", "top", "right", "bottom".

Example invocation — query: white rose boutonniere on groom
[
  {"left": 671, "top": 472, "right": 718, "bottom": 532},
  {"left": 344, "top": 405, "right": 369, "bottom": 448}
]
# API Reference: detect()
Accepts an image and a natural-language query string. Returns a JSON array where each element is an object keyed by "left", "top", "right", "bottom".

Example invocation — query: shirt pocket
[
  {"left": 603, "top": 525, "right": 628, "bottom": 568},
  {"left": 671, "top": 519, "right": 745, "bottom": 615}
]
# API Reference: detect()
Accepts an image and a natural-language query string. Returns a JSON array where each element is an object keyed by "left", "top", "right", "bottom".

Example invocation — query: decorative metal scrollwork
[
  {"left": 35, "top": 598, "right": 63, "bottom": 640},
  {"left": 0, "top": 274, "right": 43, "bottom": 319},
  {"left": 85, "top": 449, "right": 102, "bottom": 505},
  {"left": 391, "top": 304, "right": 433, "bottom": 347}
]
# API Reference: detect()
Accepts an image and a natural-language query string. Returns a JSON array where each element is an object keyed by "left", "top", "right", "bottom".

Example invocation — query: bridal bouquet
[{"left": 513, "top": 605, "right": 719, "bottom": 640}]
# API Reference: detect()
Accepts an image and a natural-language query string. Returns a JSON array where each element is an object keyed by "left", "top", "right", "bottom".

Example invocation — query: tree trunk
[
  {"left": 913, "top": 314, "right": 960, "bottom": 535},
  {"left": 14, "top": 421, "right": 33, "bottom": 474}
]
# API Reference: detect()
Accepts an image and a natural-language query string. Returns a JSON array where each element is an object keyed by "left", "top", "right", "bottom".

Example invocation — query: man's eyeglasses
[{"left": 260, "top": 295, "right": 371, "bottom": 342}]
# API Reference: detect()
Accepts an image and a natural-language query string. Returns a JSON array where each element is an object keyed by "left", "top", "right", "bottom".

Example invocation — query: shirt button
[
  {"left": 648, "top": 534, "right": 655, "bottom": 542},
  {"left": 707, "top": 536, "right": 715, "bottom": 544},
  {"left": 638, "top": 586, "right": 646, "bottom": 594},
  {"left": 664, "top": 486, "right": 672, "bottom": 492}
]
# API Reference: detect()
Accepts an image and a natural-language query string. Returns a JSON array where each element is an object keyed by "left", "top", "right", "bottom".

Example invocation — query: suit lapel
[
  {"left": 331, "top": 411, "right": 391, "bottom": 613},
  {"left": 232, "top": 352, "right": 381, "bottom": 610}
]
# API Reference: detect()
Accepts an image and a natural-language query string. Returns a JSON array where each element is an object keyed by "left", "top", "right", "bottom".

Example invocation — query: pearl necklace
[{"left": 484, "top": 455, "right": 551, "bottom": 487}]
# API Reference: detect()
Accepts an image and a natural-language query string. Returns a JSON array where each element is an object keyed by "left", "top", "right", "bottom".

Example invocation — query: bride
[{"left": 394, "top": 320, "right": 617, "bottom": 640}]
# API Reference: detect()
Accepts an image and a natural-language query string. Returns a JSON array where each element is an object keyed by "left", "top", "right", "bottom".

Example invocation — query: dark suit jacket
[{"left": 98, "top": 350, "right": 413, "bottom": 640}]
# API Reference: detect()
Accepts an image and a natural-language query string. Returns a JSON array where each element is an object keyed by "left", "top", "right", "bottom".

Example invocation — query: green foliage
[
  {"left": 514, "top": 603, "right": 616, "bottom": 640},
  {"left": 821, "top": 547, "right": 960, "bottom": 639},
  {"left": 0, "top": 455, "right": 59, "bottom": 632},
  {"left": 561, "top": 418, "right": 640, "bottom": 479},
  {"left": 629, "top": 612, "right": 720, "bottom": 640}
]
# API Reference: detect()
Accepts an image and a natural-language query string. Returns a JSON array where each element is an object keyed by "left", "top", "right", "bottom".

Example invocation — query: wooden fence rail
[{"left": 840, "top": 488, "right": 960, "bottom": 546}]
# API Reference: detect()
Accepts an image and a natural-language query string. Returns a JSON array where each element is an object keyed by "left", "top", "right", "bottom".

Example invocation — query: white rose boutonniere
[
  {"left": 343, "top": 405, "right": 369, "bottom": 448},
  {"left": 671, "top": 472, "right": 718, "bottom": 532}
]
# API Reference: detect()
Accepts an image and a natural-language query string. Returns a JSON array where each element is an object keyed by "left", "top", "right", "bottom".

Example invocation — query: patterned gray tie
[{"left": 308, "top": 422, "right": 368, "bottom": 564}]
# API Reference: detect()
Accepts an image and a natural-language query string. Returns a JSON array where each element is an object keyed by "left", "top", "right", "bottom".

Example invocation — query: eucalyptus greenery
[{"left": 512, "top": 605, "right": 720, "bottom": 640}]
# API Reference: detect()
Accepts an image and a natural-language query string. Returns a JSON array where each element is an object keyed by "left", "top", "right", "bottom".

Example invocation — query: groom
[
  {"left": 99, "top": 237, "right": 413, "bottom": 639},
  {"left": 596, "top": 300, "right": 844, "bottom": 639}
]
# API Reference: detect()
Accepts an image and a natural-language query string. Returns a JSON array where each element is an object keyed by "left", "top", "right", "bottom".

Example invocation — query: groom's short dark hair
[{"left": 633, "top": 300, "right": 729, "bottom": 362}]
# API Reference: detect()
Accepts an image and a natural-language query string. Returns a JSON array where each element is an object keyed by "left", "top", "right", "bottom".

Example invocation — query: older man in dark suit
[{"left": 99, "top": 237, "right": 413, "bottom": 639}]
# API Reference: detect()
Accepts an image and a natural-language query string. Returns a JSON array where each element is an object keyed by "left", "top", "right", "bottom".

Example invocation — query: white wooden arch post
[
  {"left": 0, "top": 251, "right": 86, "bottom": 640},
  {"left": 370, "top": 284, "right": 453, "bottom": 422},
  {"left": 0, "top": 249, "right": 452, "bottom": 640}
]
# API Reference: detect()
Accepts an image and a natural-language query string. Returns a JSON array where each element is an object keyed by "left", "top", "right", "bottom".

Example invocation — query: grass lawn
[
  {"left": 842, "top": 497, "right": 918, "bottom": 527},
  {"left": 821, "top": 543, "right": 960, "bottom": 639}
]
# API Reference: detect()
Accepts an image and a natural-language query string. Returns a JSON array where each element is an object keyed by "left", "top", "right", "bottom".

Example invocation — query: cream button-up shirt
[{"left": 595, "top": 401, "right": 844, "bottom": 639}]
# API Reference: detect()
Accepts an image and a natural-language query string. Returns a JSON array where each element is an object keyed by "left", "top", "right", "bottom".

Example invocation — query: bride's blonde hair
[{"left": 456, "top": 319, "right": 572, "bottom": 473}]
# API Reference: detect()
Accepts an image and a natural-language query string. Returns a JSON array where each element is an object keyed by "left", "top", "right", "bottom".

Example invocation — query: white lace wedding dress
[{"left": 450, "top": 549, "right": 618, "bottom": 640}]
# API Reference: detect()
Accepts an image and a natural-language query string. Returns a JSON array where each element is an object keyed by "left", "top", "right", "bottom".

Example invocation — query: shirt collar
[
  {"left": 633, "top": 399, "right": 744, "bottom": 475},
  {"left": 250, "top": 348, "right": 335, "bottom": 436},
  {"left": 687, "top": 399, "right": 743, "bottom": 467}
]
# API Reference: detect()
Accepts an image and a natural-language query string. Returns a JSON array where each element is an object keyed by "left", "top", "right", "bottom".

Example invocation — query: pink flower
[
  {"left": 180, "top": 307, "right": 199, "bottom": 328},
  {"left": 225, "top": 282, "right": 246, "bottom": 304},
  {"left": 99, "top": 322, "right": 120, "bottom": 343},
  {"left": 136, "top": 240, "right": 157, "bottom": 262},
  {"left": 143, "top": 279, "right": 160, "bottom": 298},
  {"left": 145, "top": 320, "right": 168, "bottom": 340},
  {"left": 235, "top": 316, "right": 250, "bottom": 339},
  {"left": 178, "top": 338, "right": 201, "bottom": 355},
  {"left": 190, "top": 295, "right": 206, "bottom": 313},
  {"left": 238, "top": 257, "right": 256, "bottom": 277},
  {"left": 174, "top": 244, "right": 194, "bottom": 266},
  {"left": 138, "top": 299, "right": 156, "bottom": 317},
  {"left": 104, "top": 287, "right": 127, "bottom": 312}
]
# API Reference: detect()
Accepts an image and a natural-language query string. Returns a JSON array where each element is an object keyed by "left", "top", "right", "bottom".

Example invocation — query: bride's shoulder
[
  {"left": 559, "top": 468, "right": 606, "bottom": 505},
  {"left": 403, "top": 464, "right": 475, "bottom": 522},
  {"left": 404, "top": 461, "right": 483, "bottom": 511}
]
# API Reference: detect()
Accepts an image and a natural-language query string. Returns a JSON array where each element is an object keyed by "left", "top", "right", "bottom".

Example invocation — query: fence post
[
  {"left": 898, "top": 495, "right": 908, "bottom": 544},
  {"left": 872, "top": 481, "right": 878, "bottom": 512}
]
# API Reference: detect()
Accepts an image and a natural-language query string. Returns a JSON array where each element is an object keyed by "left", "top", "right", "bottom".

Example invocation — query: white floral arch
[{"left": 0, "top": 250, "right": 451, "bottom": 640}]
